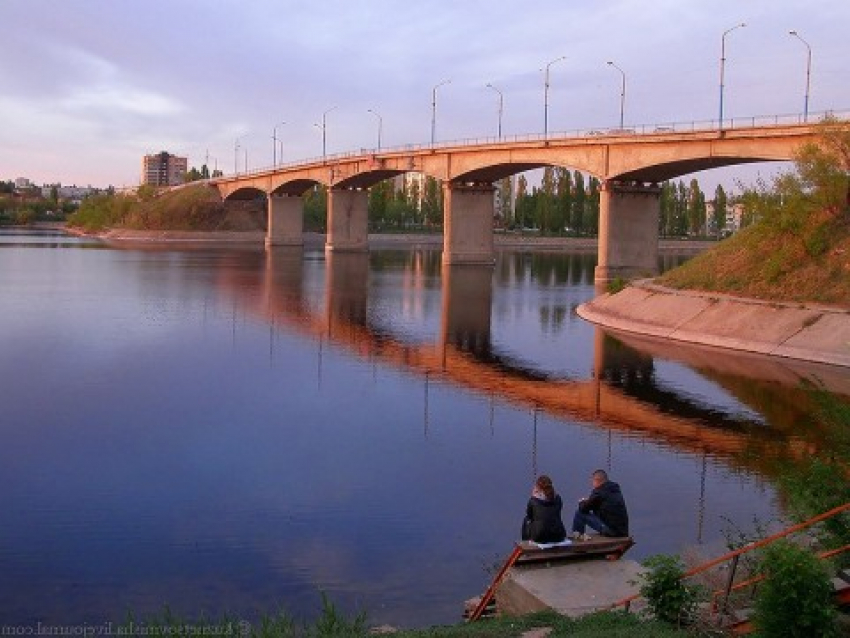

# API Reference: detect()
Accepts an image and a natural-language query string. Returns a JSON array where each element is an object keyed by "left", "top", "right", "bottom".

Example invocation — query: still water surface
[{"left": 1, "top": 228, "right": 847, "bottom": 627}]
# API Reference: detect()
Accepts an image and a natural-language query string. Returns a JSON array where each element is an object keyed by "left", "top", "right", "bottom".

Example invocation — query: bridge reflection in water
[{"left": 249, "top": 247, "right": 850, "bottom": 490}]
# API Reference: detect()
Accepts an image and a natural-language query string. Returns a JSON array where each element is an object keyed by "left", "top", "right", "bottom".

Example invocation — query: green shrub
[
  {"left": 607, "top": 277, "right": 627, "bottom": 294},
  {"left": 752, "top": 541, "right": 837, "bottom": 637},
  {"left": 638, "top": 554, "right": 701, "bottom": 626}
]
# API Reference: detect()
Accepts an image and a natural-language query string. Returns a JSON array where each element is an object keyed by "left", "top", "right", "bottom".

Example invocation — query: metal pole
[
  {"left": 486, "top": 83, "right": 504, "bottom": 139},
  {"left": 367, "top": 108, "right": 383, "bottom": 150},
  {"left": 543, "top": 56, "right": 566, "bottom": 138},
  {"left": 607, "top": 61, "right": 626, "bottom": 129},
  {"left": 789, "top": 31, "right": 812, "bottom": 122},
  {"left": 318, "top": 106, "right": 337, "bottom": 162},
  {"left": 273, "top": 121, "right": 285, "bottom": 166},
  {"left": 719, "top": 23, "right": 746, "bottom": 130},
  {"left": 431, "top": 79, "right": 450, "bottom": 145}
]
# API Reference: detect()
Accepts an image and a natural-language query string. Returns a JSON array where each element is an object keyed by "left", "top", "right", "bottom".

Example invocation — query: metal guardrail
[{"left": 210, "top": 108, "right": 850, "bottom": 184}]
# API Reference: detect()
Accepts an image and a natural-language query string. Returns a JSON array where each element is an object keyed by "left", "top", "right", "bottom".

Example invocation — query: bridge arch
[
  {"left": 222, "top": 186, "right": 266, "bottom": 201},
  {"left": 270, "top": 178, "right": 322, "bottom": 197}
]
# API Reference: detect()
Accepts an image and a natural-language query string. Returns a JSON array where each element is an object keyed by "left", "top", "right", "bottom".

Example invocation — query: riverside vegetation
[{"left": 659, "top": 117, "right": 850, "bottom": 307}]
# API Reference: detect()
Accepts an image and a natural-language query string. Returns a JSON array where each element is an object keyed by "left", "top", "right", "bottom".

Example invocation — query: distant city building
[
  {"left": 141, "top": 151, "right": 188, "bottom": 186},
  {"left": 40, "top": 185, "right": 100, "bottom": 203},
  {"left": 15, "top": 177, "right": 32, "bottom": 189}
]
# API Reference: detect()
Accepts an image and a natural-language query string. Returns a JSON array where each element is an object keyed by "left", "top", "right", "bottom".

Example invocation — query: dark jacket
[
  {"left": 579, "top": 480, "right": 629, "bottom": 537},
  {"left": 523, "top": 495, "right": 567, "bottom": 543}
]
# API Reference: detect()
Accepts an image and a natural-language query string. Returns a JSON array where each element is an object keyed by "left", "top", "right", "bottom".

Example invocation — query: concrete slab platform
[{"left": 498, "top": 559, "right": 646, "bottom": 618}]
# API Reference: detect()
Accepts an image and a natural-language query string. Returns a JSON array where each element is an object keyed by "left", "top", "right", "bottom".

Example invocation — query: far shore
[{"left": 61, "top": 225, "right": 715, "bottom": 253}]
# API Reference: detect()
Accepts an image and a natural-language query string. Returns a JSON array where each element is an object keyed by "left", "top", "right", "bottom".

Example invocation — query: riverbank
[
  {"left": 578, "top": 279, "right": 850, "bottom": 369},
  {"left": 64, "top": 225, "right": 714, "bottom": 253}
]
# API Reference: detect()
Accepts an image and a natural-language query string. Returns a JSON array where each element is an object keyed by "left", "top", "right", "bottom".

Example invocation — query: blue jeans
[{"left": 572, "top": 510, "right": 613, "bottom": 536}]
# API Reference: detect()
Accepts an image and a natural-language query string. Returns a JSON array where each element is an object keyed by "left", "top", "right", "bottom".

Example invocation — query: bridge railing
[{"left": 214, "top": 108, "right": 850, "bottom": 182}]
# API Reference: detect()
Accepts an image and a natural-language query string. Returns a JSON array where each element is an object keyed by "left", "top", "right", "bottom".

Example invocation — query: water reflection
[
  {"left": 2, "top": 229, "right": 848, "bottom": 629},
  {"left": 253, "top": 247, "right": 849, "bottom": 482}
]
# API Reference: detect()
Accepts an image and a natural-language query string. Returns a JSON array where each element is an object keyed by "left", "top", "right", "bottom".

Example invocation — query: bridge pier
[
  {"left": 440, "top": 264, "right": 493, "bottom": 360},
  {"left": 326, "top": 187, "right": 369, "bottom": 253},
  {"left": 266, "top": 194, "right": 304, "bottom": 247},
  {"left": 442, "top": 182, "right": 495, "bottom": 266},
  {"left": 595, "top": 180, "right": 661, "bottom": 284}
]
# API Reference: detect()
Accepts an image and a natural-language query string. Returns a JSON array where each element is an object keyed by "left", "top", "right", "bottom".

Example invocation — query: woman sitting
[{"left": 521, "top": 474, "right": 567, "bottom": 543}]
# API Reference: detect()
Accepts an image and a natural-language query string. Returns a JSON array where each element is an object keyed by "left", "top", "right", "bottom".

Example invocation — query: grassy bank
[
  {"left": 115, "top": 607, "right": 688, "bottom": 638},
  {"left": 658, "top": 118, "right": 850, "bottom": 308},
  {"left": 657, "top": 207, "right": 849, "bottom": 307},
  {"left": 67, "top": 184, "right": 265, "bottom": 233}
]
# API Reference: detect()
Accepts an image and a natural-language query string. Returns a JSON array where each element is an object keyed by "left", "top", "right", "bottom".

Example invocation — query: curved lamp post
[
  {"left": 719, "top": 23, "right": 746, "bottom": 130},
  {"left": 234, "top": 134, "right": 248, "bottom": 175},
  {"left": 606, "top": 61, "right": 626, "bottom": 130},
  {"left": 486, "top": 83, "right": 504, "bottom": 139},
  {"left": 789, "top": 30, "right": 812, "bottom": 122},
  {"left": 431, "top": 79, "right": 451, "bottom": 145},
  {"left": 272, "top": 121, "right": 285, "bottom": 167},
  {"left": 367, "top": 108, "right": 383, "bottom": 151},
  {"left": 543, "top": 56, "right": 567, "bottom": 138},
  {"left": 314, "top": 106, "right": 337, "bottom": 161}
]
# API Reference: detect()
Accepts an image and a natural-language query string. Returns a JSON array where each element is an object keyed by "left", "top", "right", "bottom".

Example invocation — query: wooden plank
[{"left": 515, "top": 537, "right": 634, "bottom": 564}]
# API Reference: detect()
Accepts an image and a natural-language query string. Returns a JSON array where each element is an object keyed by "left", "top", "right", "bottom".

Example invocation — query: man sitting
[{"left": 570, "top": 469, "right": 629, "bottom": 540}]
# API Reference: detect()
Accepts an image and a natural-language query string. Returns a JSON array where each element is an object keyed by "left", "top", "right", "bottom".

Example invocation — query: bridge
[{"left": 209, "top": 113, "right": 842, "bottom": 282}]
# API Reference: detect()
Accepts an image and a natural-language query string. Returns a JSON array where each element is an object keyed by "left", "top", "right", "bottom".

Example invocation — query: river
[{"left": 1, "top": 227, "right": 847, "bottom": 628}]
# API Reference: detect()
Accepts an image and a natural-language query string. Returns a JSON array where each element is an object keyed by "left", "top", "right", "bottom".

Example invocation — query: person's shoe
[{"left": 569, "top": 531, "right": 591, "bottom": 541}]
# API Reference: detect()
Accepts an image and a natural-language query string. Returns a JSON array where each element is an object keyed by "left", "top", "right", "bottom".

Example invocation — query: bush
[
  {"left": 638, "top": 554, "right": 701, "bottom": 626},
  {"left": 752, "top": 541, "right": 837, "bottom": 637}
]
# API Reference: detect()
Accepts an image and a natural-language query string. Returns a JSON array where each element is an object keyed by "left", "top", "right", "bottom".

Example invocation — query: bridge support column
[
  {"left": 595, "top": 180, "right": 661, "bottom": 284},
  {"left": 442, "top": 182, "right": 495, "bottom": 265},
  {"left": 266, "top": 194, "right": 304, "bottom": 247},
  {"left": 326, "top": 187, "right": 369, "bottom": 253}
]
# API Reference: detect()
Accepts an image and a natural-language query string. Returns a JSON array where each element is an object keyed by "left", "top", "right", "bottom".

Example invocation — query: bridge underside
[{"left": 615, "top": 156, "right": 781, "bottom": 183}]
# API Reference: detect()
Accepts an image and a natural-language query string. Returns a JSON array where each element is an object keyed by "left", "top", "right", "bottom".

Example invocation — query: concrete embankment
[{"left": 578, "top": 280, "right": 850, "bottom": 369}]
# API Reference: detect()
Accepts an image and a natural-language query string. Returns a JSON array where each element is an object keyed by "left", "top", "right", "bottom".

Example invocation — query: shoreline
[
  {"left": 62, "top": 225, "right": 713, "bottom": 253},
  {"left": 578, "top": 280, "right": 850, "bottom": 369}
]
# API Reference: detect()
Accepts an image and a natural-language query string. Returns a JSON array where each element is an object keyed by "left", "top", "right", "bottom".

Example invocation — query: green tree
[
  {"left": 537, "top": 167, "right": 556, "bottom": 234},
  {"left": 586, "top": 176, "right": 601, "bottom": 235},
  {"left": 753, "top": 541, "right": 837, "bottom": 637},
  {"left": 303, "top": 184, "right": 327, "bottom": 231},
  {"left": 515, "top": 174, "right": 531, "bottom": 229},
  {"left": 555, "top": 168, "right": 572, "bottom": 233},
  {"left": 713, "top": 185, "right": 728, "bottom": 237},
  {"left": 497, "top": 176, "right": 513, "bottom": 224},
  {"left": 571, "top": 171, "right": 586, "bottom": 235},
  {"left": 368, "top": 180, "right": 392, "bottom": 228},
  {"left": 421, "top": 177, "right": 443, "bottom": 228},
  {"left": 686, "top": 178, "right": 706, "bottom": 235}
]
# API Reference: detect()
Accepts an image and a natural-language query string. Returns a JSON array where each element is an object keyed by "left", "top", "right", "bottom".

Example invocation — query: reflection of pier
[{"left": 249, "top": 250, "right": 846, "bottom": 477}]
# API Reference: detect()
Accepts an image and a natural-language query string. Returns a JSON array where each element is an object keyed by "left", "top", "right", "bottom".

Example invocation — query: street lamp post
[
  {"left": 543, "top": 56, "right": 567, "bottom": 138},
  {"left": 273, "top": 121, "right": 285, "bottom": 167},
  {"left": 486, "top": 83, "right": 504, "bottom": 139},
  {"left": 431, "top": 79, "right": 451, "bottom": 145},
  {"left": 234, "top": 134, "right": 248, "bottom": 175},
  {"left": 789, "top": 30, "right": 812, "bottom": 122},
  {"left": 719, "top": 23, "right": 746, "bottom": 130},
  {"left": 367, "top": 108, "right": 383, "bottom": 151},
  {"left": 606, "top": 61, "right": 626, "bottom": 130},
  {"left": 315, "top": 106, "right": 337, "bottom": 161}
]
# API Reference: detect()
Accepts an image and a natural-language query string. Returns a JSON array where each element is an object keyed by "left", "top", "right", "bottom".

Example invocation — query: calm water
[{"left": 1, "top": 227, "right": 848, "bottom": 628}]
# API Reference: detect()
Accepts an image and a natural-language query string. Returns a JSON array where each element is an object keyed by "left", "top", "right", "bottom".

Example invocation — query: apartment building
[{"left": 141, "top": 151, "right": 188, "bottom": 186}]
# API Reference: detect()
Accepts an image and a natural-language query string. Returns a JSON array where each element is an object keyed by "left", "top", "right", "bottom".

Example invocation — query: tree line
[{"left": 298, "top": 168, "right": 733, "bottom": 238}]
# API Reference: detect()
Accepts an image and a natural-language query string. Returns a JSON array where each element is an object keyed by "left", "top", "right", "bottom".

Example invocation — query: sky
[{"left": 1, "top": 0, "right": 848, "bottom": 191}]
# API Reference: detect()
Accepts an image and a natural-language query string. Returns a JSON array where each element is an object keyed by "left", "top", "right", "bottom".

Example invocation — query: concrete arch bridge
[{"left": 210, "top": 116, "right": 835, "bottom": 282}]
